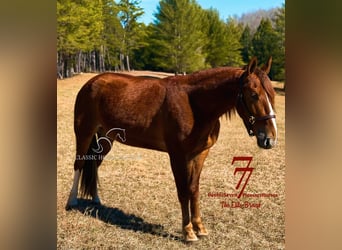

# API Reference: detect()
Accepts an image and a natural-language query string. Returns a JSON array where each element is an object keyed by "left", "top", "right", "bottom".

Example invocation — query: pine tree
[
  {"left": 102, "top": 0, "right": 124, "bottom": 71},
  {"left": 274, "top": 5, "right": 285, "bottom": 81},
  {"left": 118, "top": 0, "right": 145, "bottom": 71},
  {"left": 251, "top": 18, "right": 279, "bottom": 79},
  {"left": 203, "top": 8, "right": 229, "bottom": 67},
  {"left": 130, "top": 23, "right": 153, "bottom": 70},
  {"left": 240, "top": 25, "right": 253, "bottom": 64},
  {"left": 225, "top": 17, "right": 244, "bottom": 66},
  {"left": 57, "top": 0, "right": 104, "bottom": 77},
  {"left": 152, "top": 0, "right": 206, "bottom": 73}
]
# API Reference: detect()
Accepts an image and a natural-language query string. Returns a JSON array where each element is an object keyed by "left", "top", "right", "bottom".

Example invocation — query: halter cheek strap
[{"left": 237, "top": 90, "right": 276, "bottom": 136}]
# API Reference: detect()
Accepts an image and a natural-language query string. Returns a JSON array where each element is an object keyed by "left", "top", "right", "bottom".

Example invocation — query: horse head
[{"left": 236, "top": 57, "right": 277, "bottom": 149}]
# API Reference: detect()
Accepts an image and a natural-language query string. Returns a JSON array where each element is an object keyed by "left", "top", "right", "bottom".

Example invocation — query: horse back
[{"left": 79, "top": 73, "right": 167, "bottom": 130}]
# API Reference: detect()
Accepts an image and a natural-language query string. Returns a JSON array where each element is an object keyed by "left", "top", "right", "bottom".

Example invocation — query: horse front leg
[
  {"left": 189, "top": 149, "right": 209, "bottom": 237},
  {"left": 169, "top": 154, "right": 198, "bottom": 242}
]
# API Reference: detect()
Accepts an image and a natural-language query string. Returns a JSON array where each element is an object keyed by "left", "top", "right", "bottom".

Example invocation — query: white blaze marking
[{"left": 266, "top": 94, "right": 277, "bottom": 142}]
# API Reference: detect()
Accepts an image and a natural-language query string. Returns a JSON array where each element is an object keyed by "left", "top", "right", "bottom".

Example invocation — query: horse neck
[{"left": 186, "top": 68, "right": 244, "bottom": 121}]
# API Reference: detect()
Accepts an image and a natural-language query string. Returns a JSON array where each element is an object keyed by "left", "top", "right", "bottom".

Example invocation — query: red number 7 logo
[{"left": 231, "top": 156, "right": 254, "bottom": 198}]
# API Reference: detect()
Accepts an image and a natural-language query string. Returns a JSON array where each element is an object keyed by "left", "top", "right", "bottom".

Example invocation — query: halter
[{"left": 237, "top": 76, "right": 276, "bottom": 136}]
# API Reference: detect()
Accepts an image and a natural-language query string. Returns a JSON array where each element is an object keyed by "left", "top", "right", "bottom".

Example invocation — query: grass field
[{"left": 57, "top": 72, "right": 285, "bottom": 249}]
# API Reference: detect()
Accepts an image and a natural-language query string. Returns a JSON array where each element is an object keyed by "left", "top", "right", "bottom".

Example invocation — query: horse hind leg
[
  {"left": 66, "top": 125, "right": 116, "bottom": 210},
  {"left": 66, "top": 114, "right": 111, "bottom": 208},
  {"left": 94, "top": 126, "right": 115, "bottom": 166},
  {"left": 65, "top": 167, "right": 81, "bottom": 209},
  {"left": 65, "top": 129, "right": 95, "bottom": 209},
  {"left": 66, "top": 86, "right": 108, "bottom": 209},
  {"left": 90, "top": 127, "right": 115, "bottom": 203}
]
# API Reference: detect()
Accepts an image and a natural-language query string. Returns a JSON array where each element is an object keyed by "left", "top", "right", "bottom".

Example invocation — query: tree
[
  {"left": 225, "top": 17, "right": 244, "bottom": 66},
  {"left": 102, "top": 0, "right": 124, "bottom": 71},
  {"left": 152, "top": 0, "right": 207, "bottom": 73},
  {"left": 203, "top": 8, "right": 229, "bottom": 67},
  {"left": 57, "top": 0, "right": 104, "bottom": 77},
  {"left": 118, "top": 0, "right": 145, "bottom": 71},
  {"left": 57, "top": 0, "right": 147, "bottom": 77},
  {"left": 251, "top": 18, "right": 279, "bottom": 79},
  {"left": 273, "top": 5, "right": 285, "bottom": 81},
  {"left": 240, "top": 25, "right": 253, "bottom": 64},
  {"left": 130, "top": 24, "right": 155, "bottom": 70}
]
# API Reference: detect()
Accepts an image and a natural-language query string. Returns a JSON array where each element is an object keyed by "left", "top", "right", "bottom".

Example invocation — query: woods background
[{"left": 57, "top": 0, "right": 285, "bottom": 81}]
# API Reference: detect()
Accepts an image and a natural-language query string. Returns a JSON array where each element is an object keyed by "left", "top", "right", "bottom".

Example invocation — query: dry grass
[{"left": 57, "top": 72, "right": 285, "bottom": 249}]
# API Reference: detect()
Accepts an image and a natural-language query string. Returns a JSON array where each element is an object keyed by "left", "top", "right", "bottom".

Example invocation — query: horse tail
[{"left": 80, "top": 134, "right": 99, "bottom": 198}]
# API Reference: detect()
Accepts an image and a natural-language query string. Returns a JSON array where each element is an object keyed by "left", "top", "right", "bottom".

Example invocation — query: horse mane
[
  {"left": 164, "top": 66, "right": 275, "bottom": 120},
  {"left": 183, "top": 67, "right": 244, "bottom": 121},
  {"left": 164, "top": 67, "right": 241, "bottom": 87},
  {"left": 223, "top": 108, "right": 235, "bottom": 121},
  {"left": 186, "top": 67, "right": 241, "bottom": 86}
]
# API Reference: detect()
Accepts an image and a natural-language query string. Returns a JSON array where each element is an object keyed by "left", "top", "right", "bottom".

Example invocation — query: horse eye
[{"left": 251, "top": 92, "right": 259, "bottom": 100}]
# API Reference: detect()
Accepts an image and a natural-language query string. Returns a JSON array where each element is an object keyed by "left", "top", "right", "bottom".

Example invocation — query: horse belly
[
  {"left": 116, "top": 111, "right": 167, "bottom": 152},
  {"left": 122, "top": 127, "right": 167, "bottom": 152}
]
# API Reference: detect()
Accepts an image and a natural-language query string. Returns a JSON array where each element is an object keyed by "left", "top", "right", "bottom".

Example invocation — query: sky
[{"left": 139, "top": 0, "right": 285, "bottom": 24}]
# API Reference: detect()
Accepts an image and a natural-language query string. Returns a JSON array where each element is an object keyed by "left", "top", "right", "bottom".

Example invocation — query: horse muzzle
[{"left": 257, "top": 132, "right": 276, "bottom": 149}]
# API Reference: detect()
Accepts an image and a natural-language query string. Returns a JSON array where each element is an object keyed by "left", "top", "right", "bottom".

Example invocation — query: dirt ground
[{"left": 57, "top": 71, "right": 285, "bottom": 249}]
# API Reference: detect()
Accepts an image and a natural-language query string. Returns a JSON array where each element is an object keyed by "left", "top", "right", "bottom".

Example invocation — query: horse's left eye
[{"left": 251, "top": 92, "right": 259, "bottom": 100}]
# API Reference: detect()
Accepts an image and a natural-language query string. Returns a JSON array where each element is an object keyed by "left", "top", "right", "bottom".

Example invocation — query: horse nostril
[
  {"left": 264, "top": 138, "right": 276, "bottom": 148},
  {"left": 264, "top": 138, "right": 269, "bottom": 148}
]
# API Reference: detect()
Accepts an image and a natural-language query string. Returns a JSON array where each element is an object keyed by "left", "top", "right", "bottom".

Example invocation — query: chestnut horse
[{"left": 66, "top": 57, "right": 277, "bottom": 242}]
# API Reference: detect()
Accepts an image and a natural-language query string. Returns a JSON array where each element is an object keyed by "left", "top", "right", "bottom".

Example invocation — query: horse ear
[
  {"left": 261, "top": 56, "right": 272, "bottom": 74},
  {"left": 247, "top": 57, "right": 257, "bottom": 75}
]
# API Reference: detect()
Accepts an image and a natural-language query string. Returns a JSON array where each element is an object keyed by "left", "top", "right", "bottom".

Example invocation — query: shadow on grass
[{"left": 70, "top": 199, "right": 183, "bottom": 242}]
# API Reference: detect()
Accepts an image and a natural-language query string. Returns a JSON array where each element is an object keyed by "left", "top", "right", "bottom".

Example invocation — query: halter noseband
[{"left": 237, "top": 76, "right": 276, "bottom": 136}]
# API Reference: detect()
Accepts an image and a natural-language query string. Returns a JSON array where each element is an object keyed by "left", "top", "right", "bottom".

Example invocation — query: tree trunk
[
  {"left": 126, "top": 55, "right": 130, "bottom": 71},
  {"left": 57, "top": 52, "right": 63, "bottom": 79},
  {"left": 82, "top": 52, "right": 86, "bottom": 72},
  {"left": 119, "top": 53, "right": 125, "bottom": 71},
  {"left": 105, "top": 47, "right": 111, "bottom": 71},
  {"left": 77, "top": 51, "right": 82, "bottom": 73},
  {"left": 87, "top": 51, "right": 91, "bottom": 72},
  {"left": 100, "top": 45, "right": 105, "bottom": 72},
  {"left": 63, "top": 54, "right": 69, "bottom": 78},
  {"left": 92, "top": 51, "right": 96, "bottom": 72}
]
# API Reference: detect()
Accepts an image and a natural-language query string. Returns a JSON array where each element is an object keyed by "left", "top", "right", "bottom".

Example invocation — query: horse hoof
[
  {"left": 192, "top": 221, "right": 209, "bottom": 237},
  {"left": 183, "top": 223, "right": 199, "bottom": 242},
  {"left": 196, "top": 230, "right": 209, "bottom": 237},
  {"left": 185, "top": 234, "right": 199, "bottom": 242},
  {"left": 195, "top": 225, "right": 208, "bottom": 237}
]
